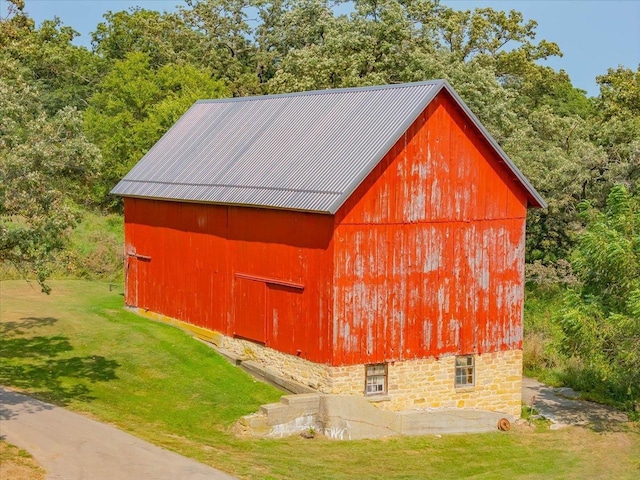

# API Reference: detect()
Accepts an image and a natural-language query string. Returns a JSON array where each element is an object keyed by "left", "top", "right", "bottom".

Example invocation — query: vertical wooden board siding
[
  {"left": 335, "top": 93, "right": 528, "bottom": 226},
  {"left": 234, "top": 277, "right": 266, "bottom": 343},
  {"left": 332, "top": 219, "right": 525, "bottom": 364},
  {"left": 332, "top": 90, "right": 528, "bottom": 365},
  {"left": 123, "top": 198, "right": 335, "bottom": 364}
]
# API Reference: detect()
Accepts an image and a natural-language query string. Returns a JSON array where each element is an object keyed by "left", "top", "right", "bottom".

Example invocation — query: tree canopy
[{"left": 84, "top": 52, "right": 229, "bottom": 205}]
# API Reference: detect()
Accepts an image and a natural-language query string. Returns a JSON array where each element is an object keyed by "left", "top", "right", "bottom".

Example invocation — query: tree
[
  {"left": 1, "top": 0, "right": 105, "bottom": 114},
  {"left": 592, "top": 66, "right": 640, "bottom": 194},
  {"left": 91, "top": 8, "right": 203, "bottom": 70},
  {"left": 560, "top": 185, "right": 640, "bottom": 404},
  {"left": 179, "top": 0, "right": 260, "bottom": 95},
  {"left": 84, "top": 52, "right": 230, "bottom": 207},
  {"left": 0, "top": 59, "right": 101, "bottom": 292}
]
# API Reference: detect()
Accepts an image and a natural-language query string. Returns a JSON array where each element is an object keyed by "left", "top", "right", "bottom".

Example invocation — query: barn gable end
[{"left": 331, "top": 91, "right": 528, "bottom": 366}]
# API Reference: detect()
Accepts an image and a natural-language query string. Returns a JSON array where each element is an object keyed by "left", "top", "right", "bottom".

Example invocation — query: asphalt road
[{"left": 0, "top": 386, "right": 236, "bottom": 480}]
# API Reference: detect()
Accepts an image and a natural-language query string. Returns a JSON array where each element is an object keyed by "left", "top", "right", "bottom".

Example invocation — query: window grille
[
  {"left": 455, "top": 356, "right": 475, "bottom": 387},
  {"left": 365, "top": 363, "right": 387, "bottom": 395}
]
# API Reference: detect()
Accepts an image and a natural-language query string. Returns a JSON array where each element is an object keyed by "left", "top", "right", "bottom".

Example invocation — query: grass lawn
[{"left": 1, "top": 280, "right": 639, "bottom": 479}]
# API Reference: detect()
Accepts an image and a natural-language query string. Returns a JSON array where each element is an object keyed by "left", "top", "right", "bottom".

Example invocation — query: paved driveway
[
  {"left": 521, "top": 377, "right": 628, "bottom": 430},
  {"left": 0, "top": 387, "right": 236, "bottom": 480}
]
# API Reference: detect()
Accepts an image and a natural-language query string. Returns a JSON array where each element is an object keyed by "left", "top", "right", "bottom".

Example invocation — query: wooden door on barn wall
[
  {"left": 125, "top": 254, "right": 138, "bottom": 307},
  {"left": 233, "top": 273, "right": 306, "bottom": 349},
  {"left": 233, "top": 276, "right": 267, "bottom": 343},
  {"left": 125, "top": 253, "right": 151, "bottom": 309}
]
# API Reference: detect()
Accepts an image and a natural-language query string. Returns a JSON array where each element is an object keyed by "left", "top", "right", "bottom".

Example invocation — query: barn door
[
  {"left": 234, "top": 277, "right": 266, "bottom": 343},
  {"left": 126, "top": 253, "right": 151, "bottom": 309},
  {"left": 125, "top": 254, "right": 139, "bottom": 307}
]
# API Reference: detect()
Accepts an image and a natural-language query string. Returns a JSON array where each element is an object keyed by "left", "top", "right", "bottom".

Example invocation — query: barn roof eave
[{"left": 114, "top": 193, "right": 335, "bottom": 215}]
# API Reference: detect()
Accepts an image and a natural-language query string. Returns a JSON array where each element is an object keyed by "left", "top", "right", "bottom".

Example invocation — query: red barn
[{"left": 112, "top": 81, "right": 545, "bottom": 416}]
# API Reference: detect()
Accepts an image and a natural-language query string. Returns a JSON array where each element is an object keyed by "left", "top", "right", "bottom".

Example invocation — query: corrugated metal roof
[{"left": 111, "top": 80, "right": 546, "bottom": 212}]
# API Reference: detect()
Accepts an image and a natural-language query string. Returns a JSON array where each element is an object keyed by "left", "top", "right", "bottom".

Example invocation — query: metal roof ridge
[{"left": 195, "top": 80, "right": 447, "bottom": 105}]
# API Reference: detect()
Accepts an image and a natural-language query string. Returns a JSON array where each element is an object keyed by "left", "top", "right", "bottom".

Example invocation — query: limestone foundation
[{"left": 224, "top": 336, "right": 522, "bottom": 417}]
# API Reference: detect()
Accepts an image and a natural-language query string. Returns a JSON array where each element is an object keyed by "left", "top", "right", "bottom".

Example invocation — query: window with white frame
[
  {"left": 365, "top": 363, "right": 387, "bottom": 395},
  {"left": 455, "top": 355, "right": 475, "bottom": 387}
]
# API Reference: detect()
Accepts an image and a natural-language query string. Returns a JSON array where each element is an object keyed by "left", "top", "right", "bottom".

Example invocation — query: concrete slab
[
  {"left": 399, "top": 409, "right": 510, "bottom": 434},
  {"left": 0, "top": 386, "right": 235, "bottom": 480},
  {"left": 320, "top": 395, "right": 402, "bottom": 440}
]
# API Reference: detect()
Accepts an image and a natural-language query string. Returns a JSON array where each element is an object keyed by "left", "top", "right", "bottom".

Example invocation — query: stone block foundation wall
[
  {"left": 131, "top": 307, "right": 522, "bottom": 417},
  {"left": 223, "top": 336, "right": 331, "bottom": 391},
  {"left": 223, "top": 335, "right": 522, "bottom": 417}
]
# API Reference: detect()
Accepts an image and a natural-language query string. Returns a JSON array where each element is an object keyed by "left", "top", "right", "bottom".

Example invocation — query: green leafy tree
[
  {"left": 84, "top": 52, "right": 230, "bottom": 207},
  {"left": 0, "top": 59, "right": 102, "bottom": 292},
  {"left": 179, "top": 0, "right": 260, "bottom": 95},
  {"left": 592, "top": 66, "right": 640, "bottom": 193},
  {"left": 91, "top": 8, "right": 203, "bottom": 70},
  {"left": 92, "top": 1, "right": 258, "bottom": 96},
  {"left": 1, "top": 0, "right": 105, "bottom": 114},
  {"left": 560, "top": 185, "right": 640, "bottom": 404}
]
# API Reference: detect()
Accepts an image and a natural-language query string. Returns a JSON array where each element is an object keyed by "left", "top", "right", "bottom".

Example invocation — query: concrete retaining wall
[{"left": 236, "top": 393, "right": 514, "bottom": 440}]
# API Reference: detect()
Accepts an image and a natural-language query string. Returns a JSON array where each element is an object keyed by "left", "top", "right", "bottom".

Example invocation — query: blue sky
[{"left": 3, "top": 0, "right": 639, "bottom": 97}]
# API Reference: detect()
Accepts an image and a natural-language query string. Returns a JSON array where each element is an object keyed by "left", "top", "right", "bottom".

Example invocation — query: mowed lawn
[{"left": 1, "top": 280, "right": 639, "bottom": 479}]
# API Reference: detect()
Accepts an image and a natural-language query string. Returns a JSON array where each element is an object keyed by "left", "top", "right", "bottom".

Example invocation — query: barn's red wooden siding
[
  {"left": 124, "top": 90, "right": 530, "bottom": 368},
  {"left": 332, "top": 92, "right": 528, "bottom": 364},
  {"left": 124, "top": 200, "right": 335, "bottom": 363}
]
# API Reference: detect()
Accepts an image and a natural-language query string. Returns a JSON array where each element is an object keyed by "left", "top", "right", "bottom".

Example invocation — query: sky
[{"left": 2, "top": 0, "right": 639, "bottom": 97}]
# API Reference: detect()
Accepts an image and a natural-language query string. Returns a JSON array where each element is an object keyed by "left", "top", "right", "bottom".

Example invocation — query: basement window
[
  {"left": 365, "top": 363, "right": 387, "bottom": 395},
  {"left": 455, "top": 356, "right": 475, "bottom": 387}
]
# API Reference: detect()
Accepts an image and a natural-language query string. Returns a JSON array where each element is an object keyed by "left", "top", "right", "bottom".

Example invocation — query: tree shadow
[
  {"left": 0, "top": 386, "right": 56, "bottom": 422},
  {"left": 0, "top": 316, "right": 120, "bottom": 414},
  {"left": 0, "top": 316, "right": 58, "bottom": 335}
]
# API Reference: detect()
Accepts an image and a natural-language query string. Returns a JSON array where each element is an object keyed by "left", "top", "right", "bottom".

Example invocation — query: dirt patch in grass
[{"left": 0, "top": 441, "right": 46, "bottom": 480}]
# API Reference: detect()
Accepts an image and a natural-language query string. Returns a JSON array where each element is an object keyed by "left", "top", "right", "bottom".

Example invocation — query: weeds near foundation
[{"left": 300, "top": 427, "right": 316, "bottom": 439}]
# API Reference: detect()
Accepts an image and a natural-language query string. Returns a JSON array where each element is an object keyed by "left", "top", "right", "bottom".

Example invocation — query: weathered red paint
[{"left": 123, "top": 91, "right": 530, "bottom": 367}]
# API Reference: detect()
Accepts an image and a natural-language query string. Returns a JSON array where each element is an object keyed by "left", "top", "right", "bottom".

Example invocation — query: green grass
[{"left": 2, "top": 280, "right": 639, "bottom": 479}]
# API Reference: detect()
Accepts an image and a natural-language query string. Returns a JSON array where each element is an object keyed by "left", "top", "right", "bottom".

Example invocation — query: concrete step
[
  {"left": 259, "top": 394, "right": 321, "bottom": 426},
  {"left": 281, "top": 394, "right": 321, "bottom": 409}
]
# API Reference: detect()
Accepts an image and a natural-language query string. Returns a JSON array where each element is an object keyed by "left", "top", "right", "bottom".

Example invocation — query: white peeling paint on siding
[{"left": 272, "top": 309, "right": 278, "bottom": 338}]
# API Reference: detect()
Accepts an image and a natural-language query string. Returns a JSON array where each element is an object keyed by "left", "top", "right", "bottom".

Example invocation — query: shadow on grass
[{"left": 0, "top": 316, "right": 120, "bottom": 411}]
